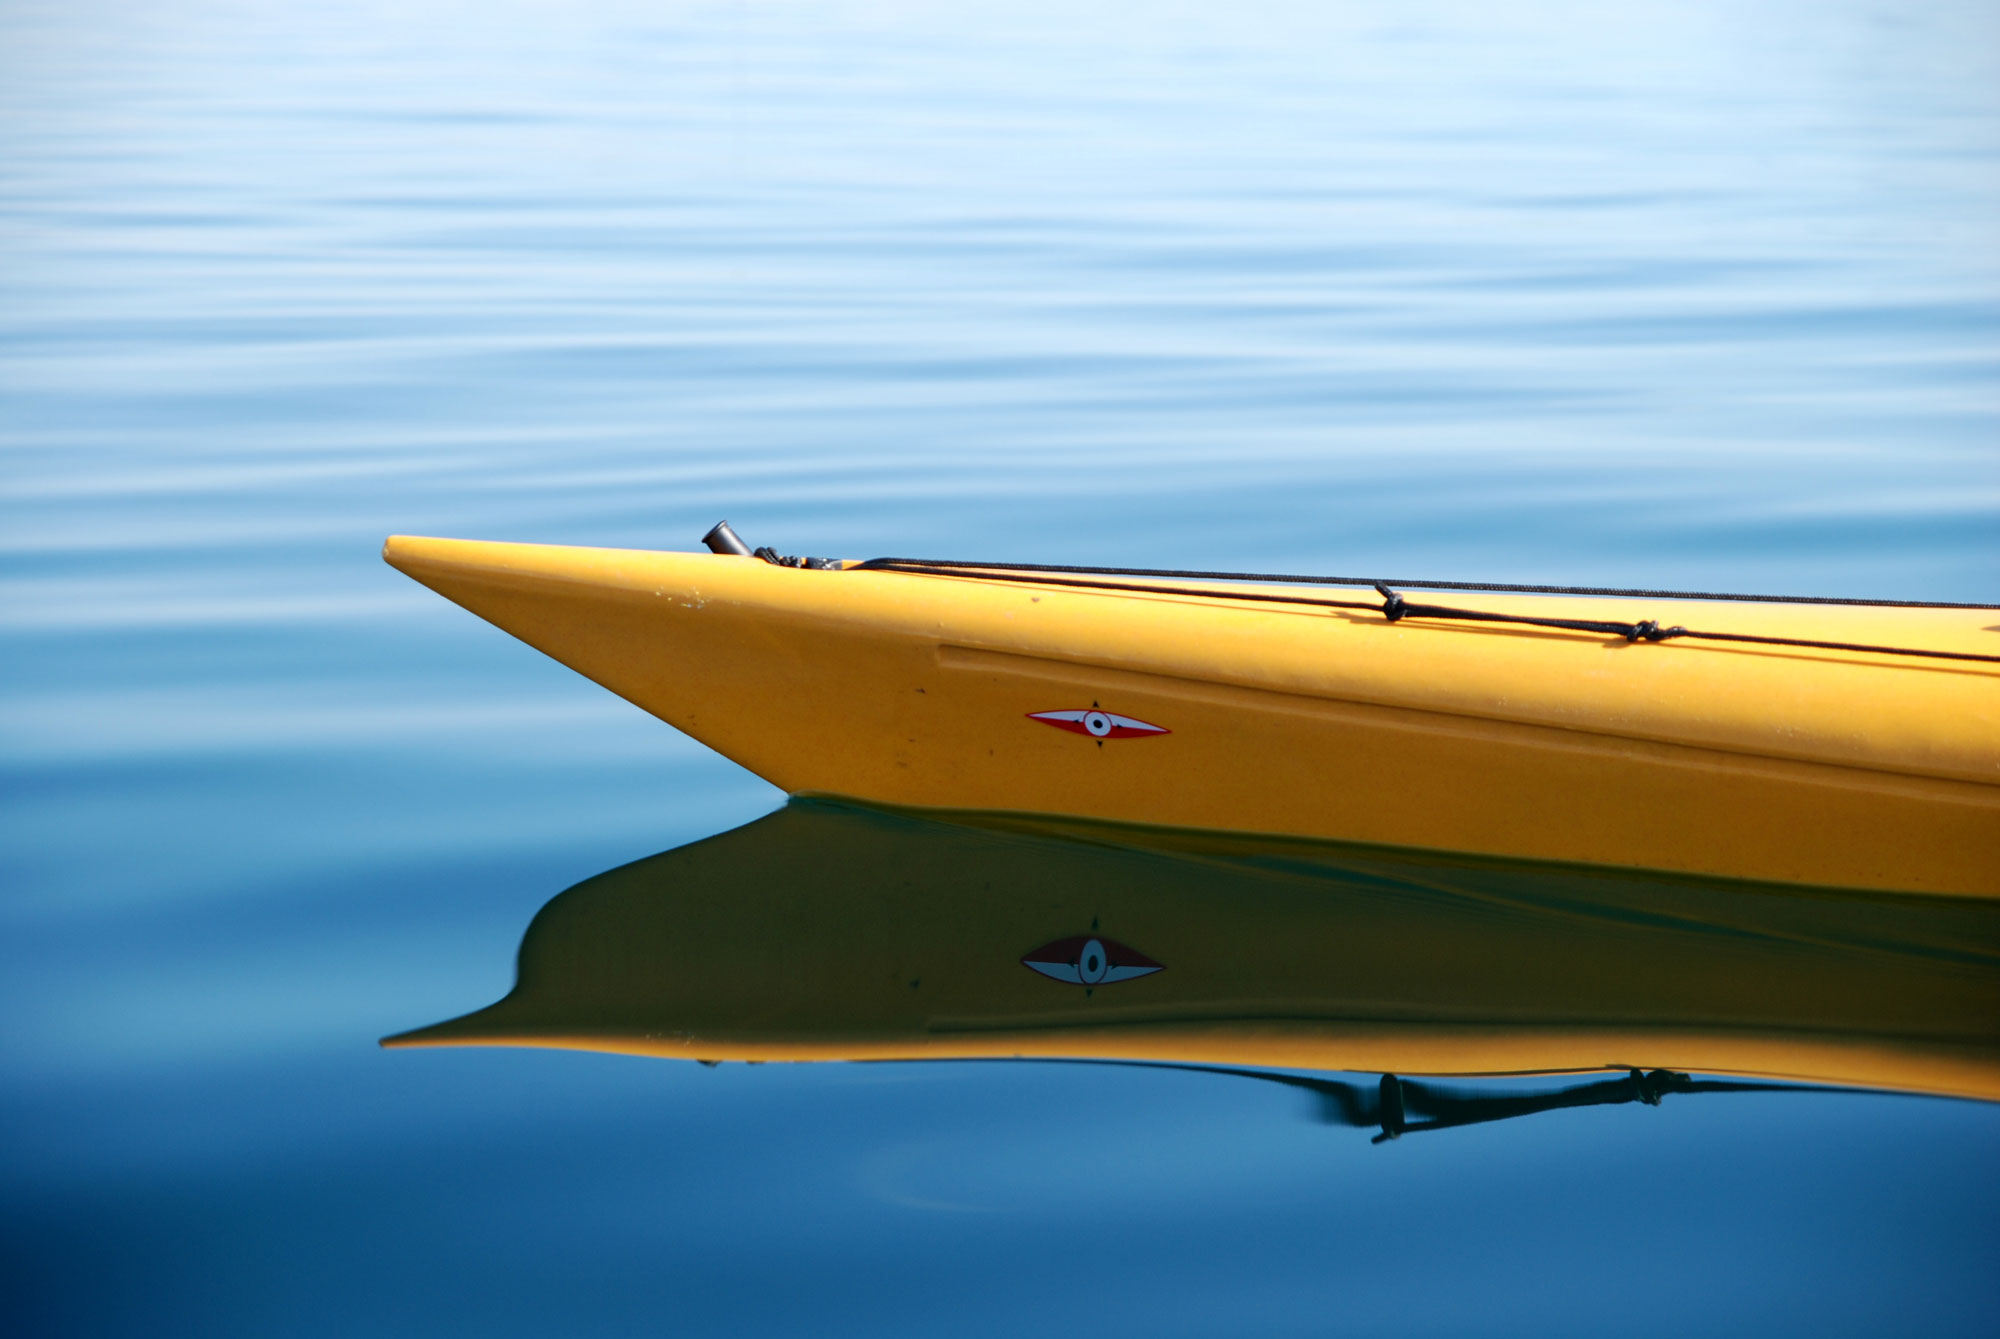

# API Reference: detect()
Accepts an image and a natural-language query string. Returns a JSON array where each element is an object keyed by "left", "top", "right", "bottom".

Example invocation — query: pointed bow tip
[
  {"left": 381, "top": 533, "right": 454, "bottom": 574},
  {"left": 380, "top": 534, "right": 536, "bottom": 586},
  {"left": 381, "top": 533, "right": 433, "bottom": 576}
]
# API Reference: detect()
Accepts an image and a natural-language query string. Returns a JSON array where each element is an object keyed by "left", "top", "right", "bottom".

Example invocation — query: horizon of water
[{"left": 2, "top": 2, "right": 1997, "bottom": 1334}]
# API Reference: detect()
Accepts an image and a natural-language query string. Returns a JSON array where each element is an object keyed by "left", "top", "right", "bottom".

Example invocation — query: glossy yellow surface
[
  {"left": 386, "top": 801, "right": 2000, "bottom": 1101},
  {"left": 384, "top": 535, "right": 2000, "bottom": 895}
]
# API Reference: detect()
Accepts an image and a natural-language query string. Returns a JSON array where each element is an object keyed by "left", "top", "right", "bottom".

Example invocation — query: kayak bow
[{"left": 383, "top": 533, "right": 2000, "bottom": 896}]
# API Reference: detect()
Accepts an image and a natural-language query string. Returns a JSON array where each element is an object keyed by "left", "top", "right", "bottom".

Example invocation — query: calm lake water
[{"left": 3, "top": 1, "right": 1998, "bottom": 1333}]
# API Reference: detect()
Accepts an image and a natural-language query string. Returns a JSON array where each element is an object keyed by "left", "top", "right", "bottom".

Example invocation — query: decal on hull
[{"left": 1028, "top": 709, "right": 1169, "bottom": 739}]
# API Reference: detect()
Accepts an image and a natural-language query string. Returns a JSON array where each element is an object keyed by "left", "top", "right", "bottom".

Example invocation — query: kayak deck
[{"left": 384, "top": 535, "right": 2000, "bottom": 896}]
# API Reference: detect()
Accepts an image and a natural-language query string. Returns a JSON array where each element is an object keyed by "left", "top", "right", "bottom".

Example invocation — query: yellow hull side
[{"left": 383, "top": 535, "right": 2000, "bottom": 896}]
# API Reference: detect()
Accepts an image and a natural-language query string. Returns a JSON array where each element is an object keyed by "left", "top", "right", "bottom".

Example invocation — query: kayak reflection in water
[{"left": 386, "top": 799, "right": 2000, "bottom": 1124}]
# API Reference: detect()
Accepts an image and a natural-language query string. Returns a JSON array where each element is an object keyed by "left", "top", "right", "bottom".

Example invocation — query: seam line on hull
[{"left": 936, "top": 643, "right": 2000, "bottom": 799}]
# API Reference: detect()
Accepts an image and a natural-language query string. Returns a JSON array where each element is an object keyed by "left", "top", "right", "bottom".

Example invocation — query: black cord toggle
[{"left": 1373, "top": 583, "right": 1407, "bottom": 622}]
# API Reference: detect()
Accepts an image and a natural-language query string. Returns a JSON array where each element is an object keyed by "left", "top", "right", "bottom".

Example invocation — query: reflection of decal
[
  {"left": 1028, "top": 709, "right": 1169, "bottom": 740},
  {"left": 1021, "top": 936, "right": 1164, "bottom": 986}
]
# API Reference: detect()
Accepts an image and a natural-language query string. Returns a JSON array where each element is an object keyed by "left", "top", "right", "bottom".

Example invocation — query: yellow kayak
[
  {"left": 384, "top": 530, "right": 2000, "bottom": 897},
  {"left": 385, "top": 800, "right": 2000, "bottom": 1103}
]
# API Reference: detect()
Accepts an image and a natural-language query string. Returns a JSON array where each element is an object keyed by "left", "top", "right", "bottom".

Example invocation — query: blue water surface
[{"left": 2, "top": 1, "right": 1997, "bottom": 1334}]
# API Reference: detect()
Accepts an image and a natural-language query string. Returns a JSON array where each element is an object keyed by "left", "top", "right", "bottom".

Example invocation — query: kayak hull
[{"left": 384, "top": 536, "right": 2000, "bottom": 897}]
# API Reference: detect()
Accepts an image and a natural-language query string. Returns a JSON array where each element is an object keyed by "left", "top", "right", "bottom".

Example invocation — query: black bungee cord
[
  {"left": 698, "top": 522, "right": 1999, "bottom": 666},
  {"left": 842, "top": 557, "right": 2000, "bottom": 667}
]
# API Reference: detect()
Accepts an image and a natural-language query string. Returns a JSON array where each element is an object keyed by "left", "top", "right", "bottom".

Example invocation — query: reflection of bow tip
[
  {"left": 377, "top": 1003, "right": 516, "bottom": 1049},
  {"left": 378, "top": 1027, "right": 448, "bottom": 1049}
]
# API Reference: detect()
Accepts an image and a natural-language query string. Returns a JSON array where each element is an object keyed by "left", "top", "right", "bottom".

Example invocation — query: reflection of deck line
[{"left": 381, "top": 1029, "right": 2000, "bottom": 1103}]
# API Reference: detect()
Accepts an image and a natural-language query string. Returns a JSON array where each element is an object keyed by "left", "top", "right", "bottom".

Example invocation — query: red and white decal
[
  {"left": 1021, "top": 936, "right": 1164, "bottom": 986},
  {"left": 1028, "top": 709, "right": 1169, "bottom": 739}
]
